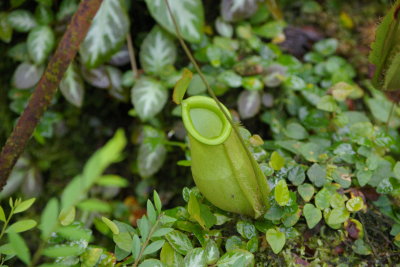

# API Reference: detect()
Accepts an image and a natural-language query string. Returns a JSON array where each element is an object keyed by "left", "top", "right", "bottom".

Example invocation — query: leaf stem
[
  {"left": 0, "top": 206, "right": 14, "bottom": 241},
  {"left": 127, "top": 33, "right": 139, "bottom": 79},
  {"left": 132, "top": 215, "right": 162, "bottom": 267}
]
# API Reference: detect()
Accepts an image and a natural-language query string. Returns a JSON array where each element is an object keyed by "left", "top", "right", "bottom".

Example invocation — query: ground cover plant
[{"left": 0, "top": 0, "right": 400, "bottom": 266}]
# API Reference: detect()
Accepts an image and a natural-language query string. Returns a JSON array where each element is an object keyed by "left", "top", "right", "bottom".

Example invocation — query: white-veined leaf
[
  {"left": 145, "top": 0, "right": 204, "bottom": 43},
  {"left": 12, "top": 62, "right": 44, "bottom": 89},
  {"left": 60, "top": 62, "right": 84, "bottom": 107},
  {"left": 79, "top": 0, "right": 129, "bottom": 68},
  {"left": 165, "top": 230, "right": 193, "bottom": 255},
  {"left": 57, "top": 0, "right": 78, "bottom": 21},
  {"left": 238, "top": 90, "right": 261, "bottom": 119},
  {"left": 27, "top": 25, "right": 55, "bottom": 65},
  {"left": 7, "top": 10, "right": 37, "bottom": 32},
  {"left": 221, "top": 0, "right": 261, "bottom": 22},
  {"left": 140, "top": 26, "right": 177, "bottom": 75},
  {"left": 184, "top": 248, "right": 207, "bottom": 267},
  {"left": 137, "top": 126, "right": 167, "bottom": 178},
  {"left": 131, "top": 77, "right": 168, "bottom": 120},
  {"left": 217, "top": 249, "right": 254, "bottom": 266}
]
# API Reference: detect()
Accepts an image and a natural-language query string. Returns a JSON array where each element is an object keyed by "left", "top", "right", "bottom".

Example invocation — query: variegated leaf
[
  {"left": 27, "top": 25, "right": 55, "bottom": 65},
  {"left": 131, "top": 77, "right": 168, "bottom": 120},
  {"left": 7, "top": 10, "right": 37, "bottom": 32},
  {"left": 60, "top": 62, "right": 84, "bottom": 107},
  {"left": 184, "top": 248, "right": 207, "bottom": 267},
  {"left": 145, "top": 0, "right": 204, "bottom": 43},
  {"left": 140, "top": 26, "right": 177, "bottom": 75},
  {"left": 221, "top": 0, "right": 262, "bottom": 22},
  {"left": 80, "top": 0, "right": 129, "bottom": 68},
  {"left": 12, "top": 62, "right": 44, "bottom": 89}
]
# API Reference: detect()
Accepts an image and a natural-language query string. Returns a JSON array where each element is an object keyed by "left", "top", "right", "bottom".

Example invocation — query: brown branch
[{"left": 0, "top": 0, "right": 103, "bottom": 189}]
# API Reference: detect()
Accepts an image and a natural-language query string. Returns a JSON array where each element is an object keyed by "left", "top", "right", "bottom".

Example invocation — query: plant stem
[
  {"left": 0, "top": 0, "right": 103, "bottom": 188},
  {"left": 127, "top": 33, "right": 139, "bottom": 79},
  {"left": 132, "top": 215, "right": 161, "bottom": 267},
  {"left": 0, "top": 207, "right": 14, "bottom": 241}
]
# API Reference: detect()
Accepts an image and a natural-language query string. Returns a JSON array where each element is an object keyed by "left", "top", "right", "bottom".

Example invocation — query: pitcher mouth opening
[{"left": 182, "top": 96, "right": 232, "bottom": 145}]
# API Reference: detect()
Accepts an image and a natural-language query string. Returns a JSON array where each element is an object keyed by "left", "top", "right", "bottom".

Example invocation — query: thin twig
[
  {"left": 0, "top": 0, "right": 103, "bottom": 188},
  {"left": 126, "top": 33, "right": 139, "bottom": 79}
]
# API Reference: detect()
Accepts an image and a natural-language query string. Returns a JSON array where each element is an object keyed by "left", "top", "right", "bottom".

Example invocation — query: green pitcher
[{"left": 182, "top": 96, "right": 270, "bottom": 218}]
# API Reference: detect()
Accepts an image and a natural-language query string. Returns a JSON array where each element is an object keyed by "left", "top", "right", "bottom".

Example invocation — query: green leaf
[
  {"left": 221, "top": 0, "right": 260, "bottom": 22},
  {"left": 188, "top": 193, "right": 217, "bottom": 230},
  {"left": 173, "top": 68, "right": 193, "bottom": 104},
  {"left": 307, "top": 163, "right": 327, "bottom": 187},
  {"left": 14, "top": 197, "right": 35, "bottom": 214},
  {"left": 266, "top": 228, "right": 286, "bottom": 254},
  {"left": 140, "top": 26, "right": 177, "bottom": 75},
  {"left": 352, "top": 239, "right": 372, "bottom": 255},
  {"left": 303, "top": 203, "right": 322, "bottom": 229},
  {"left": 217, "top": 249, "right": 254, "bottom": 267},
  {"left": 96, "top": 175, "right": 128, "bottom": 187},
  {"left": 57, "top": 0, "right": 78, "bottom": 21},
  {"left": 139, "top": 259, "right": 166, "bottom": 267},
  {"left": 101, "top": 217, "right": 119, "bottom": 235},
  {"left": 165, "top": 230, "right": 193, "bottom": 255},
  {"left": 78, "top": 199, "right": 111, "bottom": 213},
  {"left": 346, "top": 197, "right": 364, "bottom": 212},
  {"left": 285, "top": 122, "right": 308, "bottom": 140},
  {"left": 131, "top": 77, "right": 168, "bottom": 121},
  {"left": 43, "top": 244, "right": 85, "bottom": 258},
  {"left": 132, "top": 234, "right": 141, "bottom": 260},
  {"left": 147, "top": 200, "right": 157, "bottom": 225},
  {"left": 288, "top": 166, "right": 306, "bottom": 186},
  {"left": 327, "top": 207, "right": 350, "bottom": 225},
  {"left": 6, "top": 219, "right": 37, "bottom": 233},
  {"left": 317, "top": 95, "right": 338, "bottom": 112},
  {"left": 138, "top": 129, "right": 167, "bottom": 179},
  {"left": 184, "top": 248, "right": 207, "bottom": 267},
  {"left": 153, "top": 191, "right": 162, "bottom": 214},
  {"left": 253, "top": 21, "right": 286, "bottom": 39},
  {"left": 80, "top": 0, "right": 129, "bottom": 68},
  {"left": 269, "top": 151, "right": 285, "bottom": 171},
  {"left": 57, "top": 224, "right": 92, "bottom": 241},
  {"left": 40, "top": 198, "right": 59, "bottom": 238},
  {"left": 298, "top": 183, "right": 314, "bottom": 202},
  {"left": 242, "top": 77, "right": 263, "bottom": 91},
  {"left": 274, "top": 180, "right": 290, "bottom": 206},
  {"left": 60, "top": 62, "right": 84, "bottom": 107},
  {"left": 12, "top": 62, "right": 44, "bottom": 89},
  {"left": 59, "top": 206, "right": 75, "bottom": 226},
  {"left": 315, "top": 187, "right": 332, "bottom": 209},
  {"left": 313, "top": 38, "right": 338, "bottom": 56},
  {"left": 145, "top": 0, "right": 204, "bottom": 43},
  {"left": 138, "top": 216, "right": 150, "bottom": 240},
  {"left": 8, "top": 232, "right": 30, "bottom": 264},
  {"left": 0, "top": 206, "right": 5, "bottom": 222},
  {"left": 205, "top": 240, "right": 220, "bottom": 264},
  {"left": 7, "top": 10, "right": 37, "bottom": 32},
  {"left": 160, "top": 242, "right": 184, "bottom": 266},
  {"left": 152, "top": 227, "right": 174, "bottom": 238},
  {"left": 236, "top": 221, "right": 257, "bottom": 240},
  {"left": 27, "top": 25, "right": 55, "bottom": 65},
  {"left": 0, "top": 12, "right": 13, "bottom": 43},
  {"left": 143, "top": 240, "right": 165, "bottom": 256}
]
